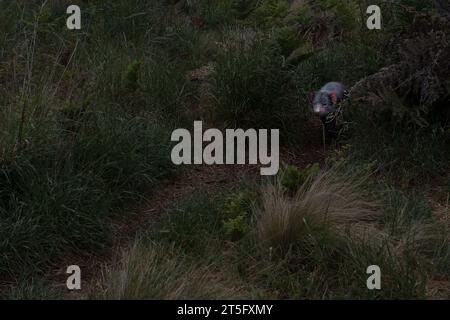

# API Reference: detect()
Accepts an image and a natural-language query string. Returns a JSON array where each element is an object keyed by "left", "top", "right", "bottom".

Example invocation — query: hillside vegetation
[{"left": 0, "top": 0, "right": 449, "bottom": 299}]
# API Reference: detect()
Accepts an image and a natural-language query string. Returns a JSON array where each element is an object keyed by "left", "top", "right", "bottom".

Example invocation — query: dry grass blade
[
  {"left": 94, "top": 240, "right": 244, "bottom": 300},
  {"left": 257, "top": 164, "right": 381, "bottom": 253}
]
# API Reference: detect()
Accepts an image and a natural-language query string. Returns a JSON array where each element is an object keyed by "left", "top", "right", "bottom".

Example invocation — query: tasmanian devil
[{"left": 309, "top": 82, "right": 347, "bottom": 139}]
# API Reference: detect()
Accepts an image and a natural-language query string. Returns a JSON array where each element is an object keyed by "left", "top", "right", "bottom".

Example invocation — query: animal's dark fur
[{"left": 310, "top": 82, "right": 346, "bottom": 139}]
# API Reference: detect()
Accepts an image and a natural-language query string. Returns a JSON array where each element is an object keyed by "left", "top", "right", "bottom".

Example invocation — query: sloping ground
[
  {"left": 56, "top": 143, "right": 327, "bottom": 298},
  {"left": 2, "top": 0, "right": 448, "bottom": 299}
]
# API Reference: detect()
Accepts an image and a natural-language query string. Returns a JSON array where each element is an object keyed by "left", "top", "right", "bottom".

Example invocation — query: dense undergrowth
[{"left": 0, "top": 0, "right": 449, "bottom": 299}]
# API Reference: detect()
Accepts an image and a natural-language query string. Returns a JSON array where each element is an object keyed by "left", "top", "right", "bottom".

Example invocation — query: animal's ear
[
  {"left": 330, "top": 92, "right": 337, "bottom": 105},
  {"left": 308, "top": 92, "right": 315, "bottom": 103}
]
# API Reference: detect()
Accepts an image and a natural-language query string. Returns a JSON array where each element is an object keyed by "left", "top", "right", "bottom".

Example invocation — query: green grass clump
[
  {"left": 257, "top": 163, "right": 381, "bottom": 255},
  {"left": 223, "top": 215, "right": 250, "bottom": 241},
  {"left": 274, "top": 26, "right": 301, "bottom": 56},
  {"left": 122, "top": 60, "right": 142, "bottom": 92},
  {"left": 0, "top": 0, "right": 185, "bottom": 282},
  {"left": 211, "top": 34, "right": 305, "bottom": 133},
  {"left": 0, "top": 114, "right": 174, "bottom": 280},
  {"left": 151, "top": 192, "right": 226, "bottom": 256},
  {"left": 280, "top": 163, "right": 320, "bottom": 194},
  {"left": 2, "top": 278, "right": 63, "bottom": 300},
  {"left": 314, "top": 0, "right": 361, "bottom": 34},
  {"left": 248, "top": 162, "right": 448, "bottom": 298},
  {"left": 250, "top": 0, "right": 290, "bottom": 28},
  {"left": 345, "top": 121, "right": 450, "bottom": 185},
  {"left": 93, "top": 240, "right": 243, "bottom": 299},
  {"left": 89, "top": 160, "right": 449, "bottom": 299}
]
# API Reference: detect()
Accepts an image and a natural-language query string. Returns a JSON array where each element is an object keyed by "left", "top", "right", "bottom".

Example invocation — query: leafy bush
[
  {"left": 280, "top": 163, "right": 320, "bottom": 194},
  {"left": 274, "top": 26, "right": 300, "bottom": 56},
  {"left": 223, "top": 190, "right": 256, "bottom": 218},
  {"left": 222, "top": 191, "right": 256, "bottom": 240},
  {"left": 348, "top": 7, "right": 450, "bottom": 127},
  {"left": 223, "top": 215, "right": 250, "bottom": 240}
]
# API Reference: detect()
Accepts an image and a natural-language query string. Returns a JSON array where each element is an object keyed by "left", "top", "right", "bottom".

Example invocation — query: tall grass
[
  {"left": 212, "top": 33, "right": 294, "bottom": 128},
  {"left": 0, "top": 113, "right": 174, "bottom": 280},
  {"left": 93, "top": 240, "right": 244, "bottom": 299},
  {"left": 344, "top": 115, "right": 450, "bottom": 185},
  {"left": 92, "top": 163, "right": 448, "bottom": 299},
  {"left": 1, "top": 0, "right": 448, "bottom": 300},
  {"left": 256, "top": 163, "right": 381, "bottom": 255},
  {"left": 0, "top": 0, "right": 192, "bottom": 282},
  {"left": 250, "top": 162, "right": 449, "bottom": 298}
]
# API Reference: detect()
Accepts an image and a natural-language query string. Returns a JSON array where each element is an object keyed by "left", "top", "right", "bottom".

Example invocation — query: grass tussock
[
  {"left": 88, "top": 160, "right": 449, "bottom": 299},
  {"left": 94, "top": 240, "right": 245, "bottom": 300},
  {"left": 257, "top": 164, "right": 381, "bottom": 254}
]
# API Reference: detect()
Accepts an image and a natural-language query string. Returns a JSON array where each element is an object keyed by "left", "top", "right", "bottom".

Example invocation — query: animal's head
[{"left": 309, "top": 91, "right": 337, "bottom": 117}]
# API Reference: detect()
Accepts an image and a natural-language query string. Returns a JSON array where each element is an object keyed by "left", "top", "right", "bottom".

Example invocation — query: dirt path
[
  {"left": 55, "top": 143, "right": 327, "bottom": 299},
  {"left": 57, "top": 57, "right": 330, "bottom": 298}
]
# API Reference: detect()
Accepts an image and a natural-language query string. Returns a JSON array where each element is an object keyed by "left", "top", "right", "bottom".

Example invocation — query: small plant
[
  {"left": 223, "top": 191, "right": 256, "bottom": 218},
  {"left": 222, "top": 190, "right": 256, "bottom": 240},
  {"left": 251, "top": 0, "right": 290, "bottom": 28},
  {"left": 223, "top": 215, "right": 249, "bottom": 241},
  {"left": 122, "top": 60, "right": 142, "bottom": 92},
  {"left": 274, "top": 26, "right": 299, "bottom": 56},
  {"left": 280, "top": 163, "right": 320, "bottom": 194},
  {"left": 231, "top": 0, "right": 257, "bottom": 19},
  {"left": 285, "top": 40, "right": 315, "bottom": 66},
  {"left": 292, "top": 5, "right": 313, "bottom": 25}
]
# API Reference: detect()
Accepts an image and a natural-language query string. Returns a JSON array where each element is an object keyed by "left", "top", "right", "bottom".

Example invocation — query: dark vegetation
[{"left": 0, "top": 0, "right": 448, "bottom": 299}]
